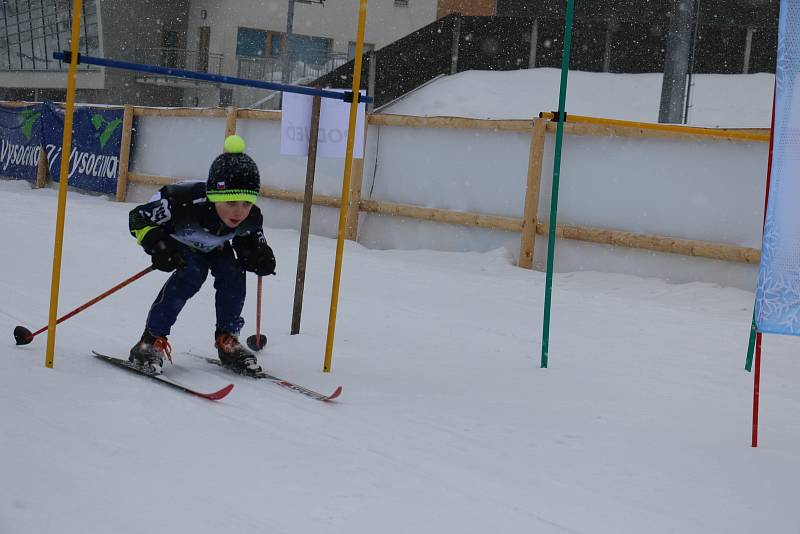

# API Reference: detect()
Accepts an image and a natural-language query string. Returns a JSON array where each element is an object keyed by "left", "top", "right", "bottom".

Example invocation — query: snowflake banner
[{"left": 755, "top": 1, "right": 800, "bottom": 335}]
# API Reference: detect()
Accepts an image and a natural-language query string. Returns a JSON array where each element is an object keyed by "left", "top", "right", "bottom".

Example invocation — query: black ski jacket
[{"left": 129, "top": 182, "right": 267, "bottom": 254}]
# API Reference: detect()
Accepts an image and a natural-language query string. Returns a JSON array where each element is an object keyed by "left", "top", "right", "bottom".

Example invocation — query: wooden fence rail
[
  {"left": 79, "top": 103, "right": 770, "bottom": 268},
  {"left": 125, "top": 170, "right": 761, "bottom": 265}
]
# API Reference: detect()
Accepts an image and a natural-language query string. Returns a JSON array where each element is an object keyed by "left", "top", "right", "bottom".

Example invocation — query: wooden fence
[{"left": 10, "top": 100, "right": 768, "bottom": 269}]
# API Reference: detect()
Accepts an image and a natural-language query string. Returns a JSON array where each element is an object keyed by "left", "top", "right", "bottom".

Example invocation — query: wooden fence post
[
  {"left": 291, "top": 95, "right": 323, "bottom": 335},
  {"left": 345, "top": 159, "right": 364, "bottom": 241},
  {"left": 225, "top": 106, "right": 238, "bottom": 137},
  {"left": 115, "top": 104, "right": 134, "bottom": 202},
  {"left": 345, "top": 117, "right": 368, "bottom": 241},
  {"left": 35, "top": 143, "right": 48, "bottom": 188},
  {"left": 518, "top": 117, "right": 548, "bottom": 268}
]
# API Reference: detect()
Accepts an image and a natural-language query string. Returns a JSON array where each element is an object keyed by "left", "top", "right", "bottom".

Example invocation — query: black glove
[
  {"left": 239, "top": 243, "right": 276, "bottom": 276},
  {"left": 142, "top": 228, "right": 186, "bottom": 272},
  {"left": 150, "top": 239, "right": 186, "bottom": 272}
]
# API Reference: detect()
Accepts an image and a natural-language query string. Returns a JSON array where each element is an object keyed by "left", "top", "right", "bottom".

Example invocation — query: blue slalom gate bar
[{"left": 52, "top": 51, "right": 372, "bottom": 104}]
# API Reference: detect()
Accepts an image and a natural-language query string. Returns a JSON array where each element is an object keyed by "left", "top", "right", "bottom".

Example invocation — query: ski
[
  {"left": 92, "top": 351, "right": 234, "bottom": 401},
  {"left": 187, "top": 353, "right": 342, "bottom": 402}
]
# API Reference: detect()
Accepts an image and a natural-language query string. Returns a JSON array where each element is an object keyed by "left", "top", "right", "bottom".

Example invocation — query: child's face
[{"left": 214, "top": 201, "right": 253, "bottom": 228}]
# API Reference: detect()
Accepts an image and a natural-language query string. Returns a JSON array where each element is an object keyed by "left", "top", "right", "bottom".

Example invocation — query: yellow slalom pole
[
  {"left": 323, "top": 0, "right": 368, "bottom": 373},
  {"left": 45, "top": 0, "right": 83, "bottom": 368}
]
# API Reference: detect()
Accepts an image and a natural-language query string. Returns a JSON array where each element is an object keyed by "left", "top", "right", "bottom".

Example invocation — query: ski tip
[
  {"left": 203, "top": 383, "right": 235, "bottom": 401},
  {"left": 324, "top": 386, "right": 343, "bottom": 402}
]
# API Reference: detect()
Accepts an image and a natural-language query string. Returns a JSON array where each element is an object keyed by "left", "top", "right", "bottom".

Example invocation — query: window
[
  {"left": 0, "top": 0, "right": 100, "bottom": 71},
  {"left": 347, "top": 41, "right": 375, "bottom": 61},
  {"left": 161, "top": 29, "right": 181, "bottom": 68},
  {"left": 269, "top": 33, "right": 282, "bottom": 58},
  {"left": 237, "top": 30, "right": 331, "bottom": 66},
  {"left": 236, "top": 27, "right": 266, "bottom": 58},
  {"left": 197, "top": 26, "right": 210, "bottom": 73},
  {"left": 287, "top": 34, "right": 331, "bottom": 65},
  {"left": 219, "top": 88, "right": 233, "bottom": 106}
]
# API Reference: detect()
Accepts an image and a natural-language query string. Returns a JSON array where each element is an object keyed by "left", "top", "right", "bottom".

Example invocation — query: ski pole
[
  {"left": 256, "top": 275, "right": 263, "bottom": 347},
  {"left": 14, "top": 266, "right": 154, "bottom": 345},
  {"left": 247, "top": 275, "right": 267, "bottom": 351}
]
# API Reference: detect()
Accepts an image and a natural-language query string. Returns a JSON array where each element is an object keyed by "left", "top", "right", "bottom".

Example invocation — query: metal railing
[
  {"left": 134, "top": 48, "right": 224, "bottom": 75},
  {"left": 237, "top": 52, "right": 348, "bottom": 84}
]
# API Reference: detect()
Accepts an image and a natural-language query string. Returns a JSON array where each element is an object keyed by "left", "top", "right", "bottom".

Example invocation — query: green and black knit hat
[{"left": 206, "top": 135, "right": 260, "bottom": 203}]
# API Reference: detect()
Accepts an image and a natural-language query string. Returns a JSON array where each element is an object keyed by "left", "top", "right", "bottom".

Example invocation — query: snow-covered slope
[
  {"left": 2, "top": 178, "right": 799, "bottom": 533},
  {"left": 383, "top": 69, "right": 774, "bottom": 127}
]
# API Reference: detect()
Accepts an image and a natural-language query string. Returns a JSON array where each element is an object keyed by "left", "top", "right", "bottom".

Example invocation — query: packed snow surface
[
  {"left": 0, "top": 58, "right": 791, "bottom": 534},
  {"left": 2, "top": 177, "right": 799, "bottom": 533}
]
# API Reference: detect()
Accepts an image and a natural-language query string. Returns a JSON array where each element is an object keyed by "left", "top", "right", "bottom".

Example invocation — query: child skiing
[{"left": 127, "top": 135, "right": 276, "bottom": 375}]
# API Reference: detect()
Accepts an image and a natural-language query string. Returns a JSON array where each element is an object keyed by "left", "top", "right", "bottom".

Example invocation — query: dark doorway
[
  {"left": 198, "top": 26, "right": 211, "bottom": 73},
  {"left": 161, "top": 29, "right": 180, "bottom": 68}
]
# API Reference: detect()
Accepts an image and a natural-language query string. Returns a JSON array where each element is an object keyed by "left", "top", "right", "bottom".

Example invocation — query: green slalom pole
[
  {"left": 745, "top": 314, "right": 757, "bottom": 372},
  {"left": 541, "top": 0, "right": 575, "bottom": 368}
]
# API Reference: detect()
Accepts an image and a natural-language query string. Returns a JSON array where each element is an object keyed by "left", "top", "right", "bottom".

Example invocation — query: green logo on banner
[
  {"left": 18, "top": 110, "right": 42, "bottom": 140},
  {"left": 91, "top": 113, "right": 122, "bottom": 149}
]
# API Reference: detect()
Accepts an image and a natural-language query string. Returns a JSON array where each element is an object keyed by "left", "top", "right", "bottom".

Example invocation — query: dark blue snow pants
[{"left": 146, "top": 243, "right": 246, "bottom": 337}]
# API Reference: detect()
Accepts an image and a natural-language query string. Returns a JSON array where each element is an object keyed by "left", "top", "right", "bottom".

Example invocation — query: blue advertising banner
[
  {"left": 0, "top": 104, "right": 43, "bottom": 182},
  {"left": 755, "top": 2, "right": 800, "bottom": 335},
  {"left": 41, "top": 101, "right": 123, "bottom": 194}
]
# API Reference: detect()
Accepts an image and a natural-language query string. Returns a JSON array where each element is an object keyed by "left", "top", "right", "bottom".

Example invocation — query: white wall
[
  {"left": 0, "top": 69, "right": 105, "bottom": 90},
  {"left": 128, "top": 114, "right": 768, "bottom": 290}
]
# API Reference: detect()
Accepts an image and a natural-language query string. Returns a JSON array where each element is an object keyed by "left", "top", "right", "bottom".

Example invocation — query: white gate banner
[{"left": 280, "top": 90, "right": 366, "bottom": 159}]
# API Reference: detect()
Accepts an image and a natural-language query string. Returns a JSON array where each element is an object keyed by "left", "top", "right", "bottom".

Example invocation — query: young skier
[{"left": 127, "top": 135, "right": 276, "bottom": 375}]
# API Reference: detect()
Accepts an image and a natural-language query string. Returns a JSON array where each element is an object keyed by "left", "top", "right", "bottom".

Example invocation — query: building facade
[
  {"left": 1, "top": 0, "right": 776, "bottom": 109},
  {"left": 0, "top": 0, "right": 190, "bottom": 106},
  {"left": 0, "top": 0, "right": 437, "bottom": 108},
  {"left": 182, "top": 0, "right": 437, "bottom": 108}
]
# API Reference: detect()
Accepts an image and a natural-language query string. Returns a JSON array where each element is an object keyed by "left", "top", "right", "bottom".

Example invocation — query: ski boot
[
  {"left": 215, "top": 331, "right": 262, "bottom": 376},
  {"left": 129, "top": 330, "right": 172, "bottom": 374}
]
